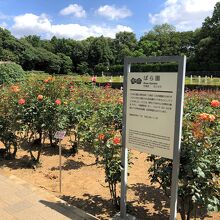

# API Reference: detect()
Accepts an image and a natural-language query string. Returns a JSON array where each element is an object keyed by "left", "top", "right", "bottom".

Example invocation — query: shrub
[
  {"left": 0, "top": 62, "right": 26, "bottom": 84},
  {"left": 148, "top": 90, "right": 220, "bottom": 220}
]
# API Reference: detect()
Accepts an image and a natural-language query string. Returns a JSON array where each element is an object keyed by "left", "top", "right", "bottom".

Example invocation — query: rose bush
[
  {"left": 148, "top": 90, "right": 220, "bottom": 220},
  {"left": 1, "top": 76, "right": 219, "bottom": 216}
]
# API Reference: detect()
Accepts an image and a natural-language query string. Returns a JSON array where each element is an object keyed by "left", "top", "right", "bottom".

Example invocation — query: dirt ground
[{"left": 0, "top": 140, "right": 219, "bottom": 220}]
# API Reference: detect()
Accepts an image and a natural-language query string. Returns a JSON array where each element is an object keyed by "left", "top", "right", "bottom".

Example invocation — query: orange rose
[
  {"left": 199, "top": 113, "right": 209, "bottom": 121},
  {"left": 208, "top": 114, "right": 215, "bottom": 122},
  {"left": 98, "top": 134, "right": 105, "bottom": 140},
  {"left": 11, "top": 85, "right": 20, "bottom": 93},
  {"left": 118, "top": 98, "right": 123, "bottom": 104},
  {"left": 199, "top": 113, "right": 215, "bottom": 122},
  {"left": 37, "top": 95, "right": 43, "bottom": 101}
]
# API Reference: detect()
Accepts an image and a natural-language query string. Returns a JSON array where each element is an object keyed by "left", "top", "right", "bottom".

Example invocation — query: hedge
[{"left": 0, "top": 62, "right": 26, "bottom": 84}]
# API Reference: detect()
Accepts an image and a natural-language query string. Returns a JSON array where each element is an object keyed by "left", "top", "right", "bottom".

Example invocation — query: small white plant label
[{"left": 54, "top": 131, "right": 66, "bottom": 140}]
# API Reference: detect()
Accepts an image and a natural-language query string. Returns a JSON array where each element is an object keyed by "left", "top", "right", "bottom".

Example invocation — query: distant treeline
[{"left": 0, "top": 2, "right": 219, "bottom": 76}]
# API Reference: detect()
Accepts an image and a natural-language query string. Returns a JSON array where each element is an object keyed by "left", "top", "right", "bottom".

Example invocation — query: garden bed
[
  {"left": 0, "top": 140, "right": 219, "bottom": 220},
  {"left": 0, "top": 76, "right": 219, "bottom": 219}
]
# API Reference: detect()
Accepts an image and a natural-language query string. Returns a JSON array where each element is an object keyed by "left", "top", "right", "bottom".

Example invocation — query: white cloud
[
  {"left": 97, "top": 5, "right": 132, "bottom": 20},
  {"left": 51, "top": 24, "right": 132, "bottom": 39},
  {"left": 60, "top": 4, "right": 86, "bottom": 18},
  {"left": 149, "top": 0, "right": 219, "bottom": 31},
  {"left": 12, "top": 13, "right": 52, "bottom": 37},
  {"left": 11, "top": 13, "right": 133, "bottom": 40}
]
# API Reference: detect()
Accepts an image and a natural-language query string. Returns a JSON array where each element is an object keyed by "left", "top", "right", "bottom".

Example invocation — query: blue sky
[{"left": 0, "top": 0, "right": 218, "bottom": 40}]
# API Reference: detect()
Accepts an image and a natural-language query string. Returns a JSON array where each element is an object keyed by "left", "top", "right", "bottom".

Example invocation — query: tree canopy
[{"left": 0, "top": 2, "right": 219, "bottom": 75}]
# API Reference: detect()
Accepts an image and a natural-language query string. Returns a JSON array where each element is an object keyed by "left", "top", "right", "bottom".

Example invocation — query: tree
[
  {"left": 23, "top": 35, "right": 41, "bottom": 47},
  {"left": 70, "top": 40, "right": 89, "bottom": 72},
  {"left": 113, "top": 32, "right": 137, "bottom": 64},
  {"left": 0, "top": 49, "right": 19, "bottom": 62},
  {"left": 18, "top": 39, "right": 40, "bottom": 70},
  {"left": 193, "top": 2, "right": 220, "bottom": 68},
  {"left": 138, "top": 37, "right": 161, "bottom": 56},
  {"left": 57, "top": 53, "right": 72, "bottom": 74},
  {"left": 142, "top": 24, "right": 179, "bottom": 56},
  {"left": 50, "top": 36, "right": 72, "bottom": 56},
  {"left": 0, "top": 28, "right": 23, "bottom": 62},
  {"left": 88, "top": 36, "right": 114, "bottom": 70}
]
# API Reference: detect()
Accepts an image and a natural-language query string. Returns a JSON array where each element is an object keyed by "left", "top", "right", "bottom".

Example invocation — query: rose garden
[
  {"left": 0, "top": 2, "right": 220, "bottom": 219},
  {"left": 0, "top": 71, "right": 219, "bottom": 219}
]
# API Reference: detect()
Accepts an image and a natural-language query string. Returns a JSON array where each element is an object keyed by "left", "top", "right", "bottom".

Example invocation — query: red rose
[
  {"left": 105, "top": 83, "right": 111, "bottom": 89},
  {"left": 18, "top": 98, "right": 25, "bottom": 105},
  {"left": 55, "top": 99, "right": 61, "bottom": 105},
  {"left": 113, "top": 137, "right": 121, "bottom": 145},
  {"left": 211, "top": 100, "right": 220, "bottom": 108}
]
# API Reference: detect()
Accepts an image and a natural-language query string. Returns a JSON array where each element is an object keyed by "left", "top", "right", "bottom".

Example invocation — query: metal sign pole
[
  {"left": 170, "top": 56, "right": 186, "bottom": 220},
  {"left": 120, "top": 60, "right": 130, "bottom": 219},
  {"left": 59, "top": 140, "right": 62, "bottom": 193},
  {"left": 120, "top": 56, "right": 186, "bottom": 220},
  {"left": 54, "top": 130, "right": 66, "bottom": 194}
]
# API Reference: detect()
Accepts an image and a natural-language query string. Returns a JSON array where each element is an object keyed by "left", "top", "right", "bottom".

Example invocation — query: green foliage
[
  {"left": 0, "top": 86, "right": 19, "bottom": 158},
  {"left": 57, "top": 53, "right": 72, "bottom": 74},
  {"left": 148, "top": 91, "right": 220, "bottom": 220},
  {"left": 88, "top": 36, "right": 113, "bottom": 69},
  {"left": 0, "top": 49, "right": 19, "bottom": 62},
  {"left": 0, "top": 63, "right": 26, "bottom": 84},
  {"left": 0, "top": 2, "right": 220, "bottom": 75},
  {"left": 77, "top": 61, "right": 89, "bottom": 74},
  {"left": 193, "top": 2, "right": 220, "bottom": 65},
  {"left": 0, "top": 77, "right": 124, "bottom": 204},
  {"left": 1, "top": 75, "right": 220, "bottom": 215}
]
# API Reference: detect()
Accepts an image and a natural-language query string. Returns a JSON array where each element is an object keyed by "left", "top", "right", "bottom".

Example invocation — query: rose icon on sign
[
  {"left": 136, "top": 78, "right": 142, "bottom": 84},
  {"left": 131, "top": 78, "right": 142, "bottom": 84}
]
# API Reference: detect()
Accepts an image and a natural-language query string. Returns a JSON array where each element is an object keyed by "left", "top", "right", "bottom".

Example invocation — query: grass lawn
[{"left": 27, "top": 71, "right": 220, "bottom": 86}]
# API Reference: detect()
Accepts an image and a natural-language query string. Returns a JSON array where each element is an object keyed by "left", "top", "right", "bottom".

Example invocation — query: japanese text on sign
[{"left": 126, "top": 72, "right": 178, "bottom": 159}]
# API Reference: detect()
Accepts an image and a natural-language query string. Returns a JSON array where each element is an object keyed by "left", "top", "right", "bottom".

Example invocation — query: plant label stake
[
  {"left": 121, "top": 56, "right": 186, "bottom": 220},
  {"left": 54, "top": 130, "right": 66, "bottom": 193}
]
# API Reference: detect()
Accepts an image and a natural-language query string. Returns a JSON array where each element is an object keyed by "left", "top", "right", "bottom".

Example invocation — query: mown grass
[{"left": 26, "top": 71, "right": 220, "bottom": 86}]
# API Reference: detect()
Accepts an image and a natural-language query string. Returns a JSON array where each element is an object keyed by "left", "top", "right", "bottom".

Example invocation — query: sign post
[
  {"left": 120, "top": 56, "right": 186, "bottom": 220},
  {"left": 54, "top": 130, "right": 66, "bottom": 193}
]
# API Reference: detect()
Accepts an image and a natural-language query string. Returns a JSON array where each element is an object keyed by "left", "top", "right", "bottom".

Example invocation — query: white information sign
[
  {"left": 126, "top": 72, "right": 178, "bottom": 159},
  {"left": 120, "top": 56, "right": 186, "bottom": 220}
]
